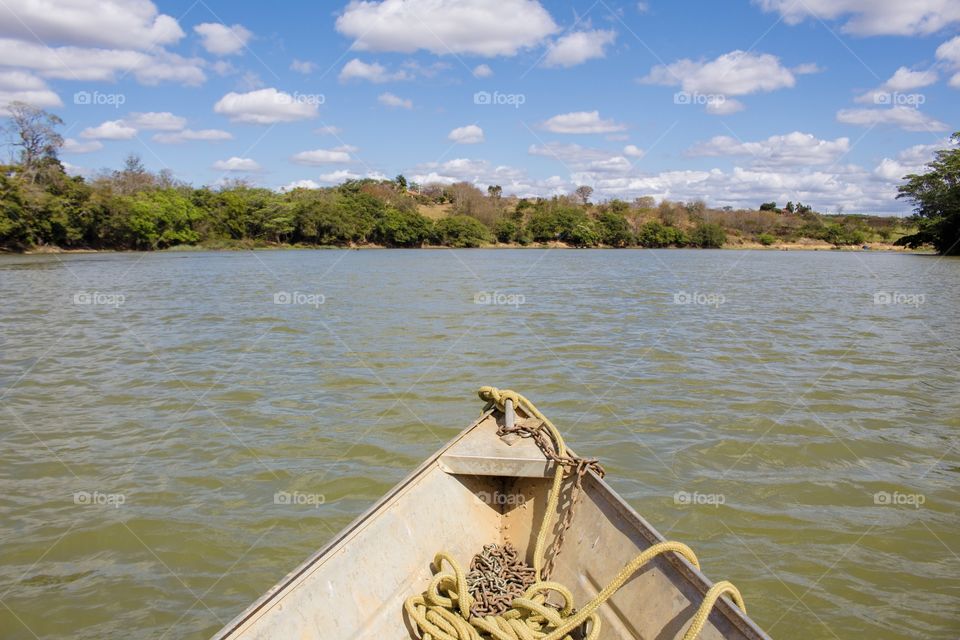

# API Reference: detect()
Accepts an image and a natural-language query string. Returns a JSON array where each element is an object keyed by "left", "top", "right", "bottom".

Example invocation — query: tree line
[{"left": 2, "top": 103, "right": 955, "bottom": 253}]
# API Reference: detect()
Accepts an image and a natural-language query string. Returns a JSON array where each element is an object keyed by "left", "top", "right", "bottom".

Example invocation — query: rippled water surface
[{"left": 1, "top": 249, "right": 958, "bottom": 639}]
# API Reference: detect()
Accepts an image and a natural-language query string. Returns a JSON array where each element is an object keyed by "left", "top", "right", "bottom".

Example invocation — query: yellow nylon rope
[{"left": 403, "top": 387, "right": 747, "bottom": 639}]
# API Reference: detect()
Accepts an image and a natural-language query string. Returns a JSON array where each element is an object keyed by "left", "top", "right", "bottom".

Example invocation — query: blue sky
[{"left": 1, "top": 0, "right": 958, "bottom": 214}]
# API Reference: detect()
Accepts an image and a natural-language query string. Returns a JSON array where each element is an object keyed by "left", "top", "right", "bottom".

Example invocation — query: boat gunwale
[
  {"left": 210, "top": 409, "right": 496, "bottom": 640},
  {"left": 212, "top": 408, "right": 772, "bottom": 640},
  {"left": 578, "top": 468, "right": 772, "bottom": 640}
]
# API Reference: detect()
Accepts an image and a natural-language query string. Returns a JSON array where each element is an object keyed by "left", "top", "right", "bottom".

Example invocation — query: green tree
[
  {"left": 493, "top": 218, "right": 519, "bottom": 243},
  {"left": 896, "top": 132, "right": 960, "bottom": 255},
  {"left": 432, "top": 215, "right": 492, "bottom": 247},
  {"left": 636, "top": 220, "right": 687, "bottom": 248},
  {"left": 118, "top": 189, "right": 202, "bottom": 249},
  {"left": 823, "top": 223, "right": 865, "bottom": 246},
  {"left": 0, "top": 169, "right": 26, "bottom": 247},
  {"left": 371, "top": 208, "right": 432, "bottom": 247},
  {"left": 526, "top": 205, "right": 597, "bottom": 245},
  {"left": 596, "top": 210, "right": 633, "bottom": 246},
  {"left": 689, "top": 222, "right": 726, "bottom": 248}
]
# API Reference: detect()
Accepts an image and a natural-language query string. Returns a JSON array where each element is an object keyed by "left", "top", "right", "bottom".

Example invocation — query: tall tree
[
  {"left": 897, "top": 132, "right": 960, "bottom": 255},
  {"left": 111, "top": 153, "right": 154, "bottom": 195},
  {"left": 574, "top": 185, "right": 593, "bottom": 205},
  {"left": 3, "top": 102, "right": 64, "bottom": 183}
]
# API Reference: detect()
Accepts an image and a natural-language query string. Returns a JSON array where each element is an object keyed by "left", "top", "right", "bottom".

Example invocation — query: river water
[{"left": 1, "top": 248, "right": 958, "bottom": 639}]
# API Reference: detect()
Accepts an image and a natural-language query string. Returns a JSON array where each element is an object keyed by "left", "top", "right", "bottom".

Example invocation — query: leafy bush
[
  {"left": 370, "top": 208, "right": 432, "bottom": 247},
  {"left": 757, "top": 233, "right": 776, "bottom": 246},
  {"left": 596, "top": 210, "right": 633, "bottom": 247},
  {"left": 111, "top": 189, "right": 201, "bottom": 249},
  {"left": 636, "top": 220, "right": 687, "bottom": 247},
  {"left": 431, "top": 215, "right": 492, "bottom": 247},
  {"left": 689, "top": 222, "right": 726, "bottom": 248},
  {"left": 493, "top": 218, "right": 520, "bottom": 243},
  {"left": 823, "top": 223, "right": 865, "bottom": 246},
  {"left": 525, "top": 206, "right": 598, "bottom": 246},
  {"left": 896, "top": 132, "right": 960, "bottom": 255}
]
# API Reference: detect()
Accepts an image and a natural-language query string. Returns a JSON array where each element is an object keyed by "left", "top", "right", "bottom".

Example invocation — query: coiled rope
[{"left": 403, "top": 387, "right": 746, "bottom": 640}]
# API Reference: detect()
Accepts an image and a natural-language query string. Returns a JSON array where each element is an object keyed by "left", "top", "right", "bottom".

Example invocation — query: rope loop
[{"left": 403, "top": 388, "right": 748, "bottom": 640}]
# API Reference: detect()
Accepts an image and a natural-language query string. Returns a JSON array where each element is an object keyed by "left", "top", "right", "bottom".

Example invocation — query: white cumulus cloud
[
  {"left": 543, "top": 29, "right": 616, "bottom": 68},
  {"left": 213, "top": 157, "right": 261, "bottom": 172},
  {"left": 318, "top": 169, "right": 363, "bottom": 183},
  {"left": 855, "top": 67, "right": 938, "bottom": 104},
  {"left": 281, "top": 179, "right": 321, "bottom": 191},
  {"left": 528, "top": 142, "right": 634, "bottom": 172},
  {"left": 0, "top": 38, "right": 205, "bottom": 85},
  {"left": 753, "top": 0, "right": 960, "bottom": 36},
  {"left": 194, "top": 23, "right": 252, "bottom": 56},
  {"left": 339, "top": 59, "right": 410, "bottom": 83},
  {"left": 378, "top": 92, "right": 412, "bottom": 109},
  {"left": 936, "top": 35, "right": 960, "bottom": 88},
  {"left": 836, "top": 106, "right": 948, "bottom": 131},
  {"left": 705, "top": 98, "right": 745, "bottom": 115},
  {"left": 125, "top": 111, "right": 186, "bottom": 131},
  {"left": 623, "top": 144, "right": 644, "bottom": 158},
  {"left": 335, "top": 0, "right": 558, "bottom": 57},
  {"left": 448, "top": 124, "right": 484, "bottom": 144},
  {"left": 61, "top": 138, "right": 103, "bottom": 154},
  {"left": 641, "top": 50, "right": 803, "bottom": 100},
  {"left": 213, "top": 88, "right": 318, "bottom": 123},
  {"left": 0, "top": 0, "right": 184, "bottom": 49},
  {"left": 540, "top": 110, "right": 626, "bottom": 134},
  {"left": 153, "top": 129, "right": 233, "bottom": 144},
  {"left": 473, "top": 64, "right": 493, "bottom": 78},
  {"left": 873, "top": 140, "right": 946, "bottom": 180},
  {"left": 79, "top": 120, "right": 137, "bottom": 140},
  {"left": 290, "top": 59, "right": 316, "bottom": 74},
  {"left": 291, "top": 148, "right": 353, "bottom": 165},
  {"left": 688, "top": 132, "right": 851, "bottom": 166},
  {"left": 0, "top": 70, "right": 61, "bottom": 112}
]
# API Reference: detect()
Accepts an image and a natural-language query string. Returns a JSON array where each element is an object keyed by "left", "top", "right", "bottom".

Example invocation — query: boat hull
[{"left": 213, "top": 411, "right": 771, "bottom": 640}]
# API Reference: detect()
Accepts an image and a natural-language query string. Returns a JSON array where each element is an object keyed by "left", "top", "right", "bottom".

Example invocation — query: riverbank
[{"left": 14, "top": 240, "right": 932, "bottom": 254}]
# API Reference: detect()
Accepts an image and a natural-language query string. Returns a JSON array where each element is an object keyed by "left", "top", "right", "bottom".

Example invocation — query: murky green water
[{"left": 1, "top": 249, "right": 958, "bottom": 639}]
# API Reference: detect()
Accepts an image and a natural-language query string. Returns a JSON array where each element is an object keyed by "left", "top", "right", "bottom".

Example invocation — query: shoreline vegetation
[
  {"left": 2, "top": 104, "right": 956, "bottom": 255},
  {"left": 13, "top": 239, "right": 930, "bottom": 255}
]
